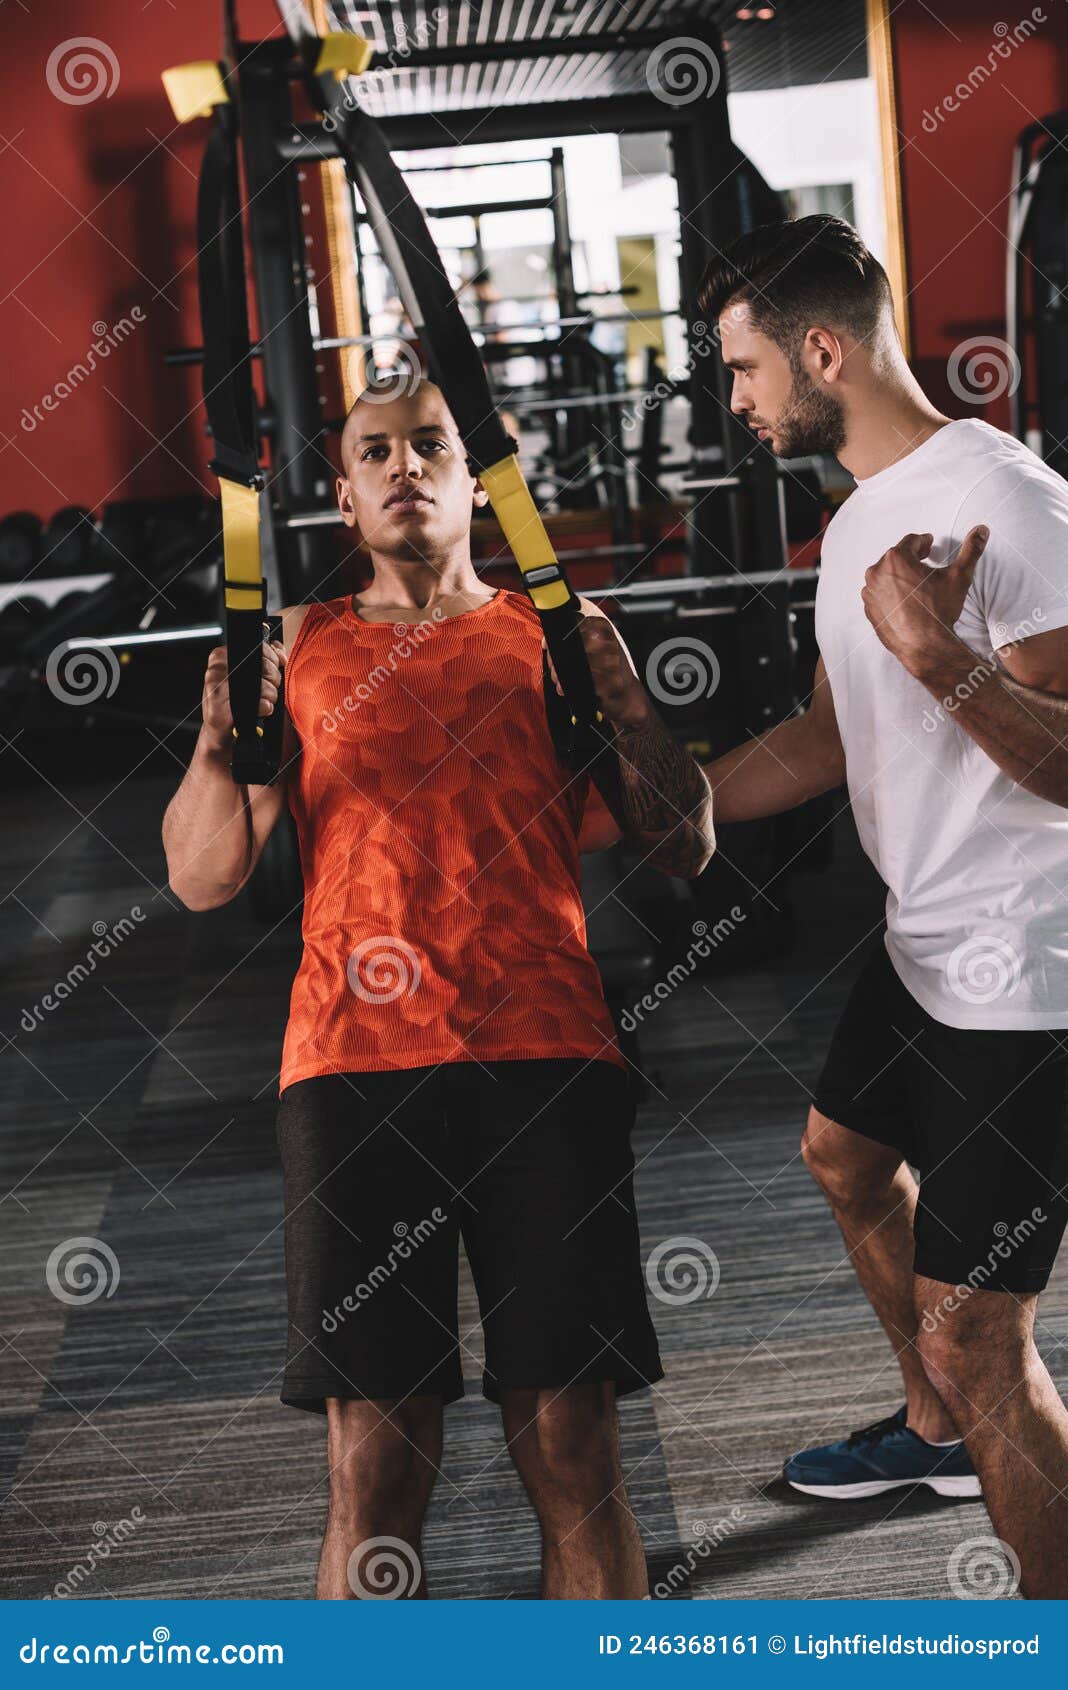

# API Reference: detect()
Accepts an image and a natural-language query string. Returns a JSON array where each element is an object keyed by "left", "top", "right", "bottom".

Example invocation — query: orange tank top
[{"left": 278, "top": 588, "right": 624, "bottom": 1092}]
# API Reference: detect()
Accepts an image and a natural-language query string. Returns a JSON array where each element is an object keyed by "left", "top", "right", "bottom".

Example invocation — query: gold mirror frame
[{"left": 867, "top": 0, "right": 911, "bottom": 356}]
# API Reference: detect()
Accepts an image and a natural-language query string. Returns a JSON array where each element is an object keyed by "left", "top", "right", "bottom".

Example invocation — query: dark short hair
[{"left": 697, "top": 215, "right": 894, "bottom": 359}]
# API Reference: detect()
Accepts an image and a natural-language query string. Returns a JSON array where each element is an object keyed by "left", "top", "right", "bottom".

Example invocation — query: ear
[
  {"left": 472, "top": 477, "right": 490, "bottom": 510},
  {"left": 806, "top": 325, "right": 843, "bottom": 381},
  {"left": 336, "top": 475, "right": 358, "bottom": 530}
]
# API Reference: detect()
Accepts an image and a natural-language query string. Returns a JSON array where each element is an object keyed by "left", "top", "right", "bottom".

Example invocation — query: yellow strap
[
  {"left": 161, "top": 60, "right": 228, "bottom": 125},
  {"left": 479, "top": 455, "right": 571, "bottom": 612},
  {"left": 316, "top": 32, "right": 374, "bottom": 79},
  {"left": 220, "top": 480, "right": 264, "bottom": 611},
  {"left": 481, "top": 454, "right": 604, "bottom": 725}
]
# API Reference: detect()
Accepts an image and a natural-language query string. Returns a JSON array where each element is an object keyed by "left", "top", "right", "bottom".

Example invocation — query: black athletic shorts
[
  {"left": 811, "top": 932, "right": 1068, "bottom": 1292},
  {"left": 275, "top": 1057, "right": 664, "bottom": 1413}
]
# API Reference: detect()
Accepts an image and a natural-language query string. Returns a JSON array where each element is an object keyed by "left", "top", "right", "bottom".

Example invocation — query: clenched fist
[
  {"left": 543, "top": 611, "right": 650, "bottom": 732},
  {"left": 200, "top": 636, "right": 285, "bottom": 755}
]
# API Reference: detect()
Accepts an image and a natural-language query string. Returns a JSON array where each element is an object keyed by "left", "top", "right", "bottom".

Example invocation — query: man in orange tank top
[{"left": 165, "top": 379, "right": 713, "bottom": 1599}]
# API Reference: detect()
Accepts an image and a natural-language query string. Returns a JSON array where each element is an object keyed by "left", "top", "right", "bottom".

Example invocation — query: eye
[
  {"left": 419, "top": 438, "right": 446, "bottom": 453},
  {"left": 361, "top": 444, "right": 387, "bottom": 460}
]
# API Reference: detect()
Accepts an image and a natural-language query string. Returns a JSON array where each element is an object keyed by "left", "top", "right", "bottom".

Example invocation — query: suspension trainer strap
[
  {"left": 293, "top": 29, "right": 624, "bottom": 818},
  {"left": 164, "top": 58, "right": 284, "bottom": 786}
]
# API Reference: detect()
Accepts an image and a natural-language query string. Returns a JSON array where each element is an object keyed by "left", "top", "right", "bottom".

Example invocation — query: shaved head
[{"left": 339, "top": 377, "right": 456, "bottom": 472}]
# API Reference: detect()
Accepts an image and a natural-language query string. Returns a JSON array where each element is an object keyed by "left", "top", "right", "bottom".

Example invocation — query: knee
[
  {"left": 800, "top": 1108, "right": 853, "bottom": 1205},
  {"left": 511, "top": 1388, "right": 619, "bottom": 1506},
  {"left": 800, "top": 1108, "right": 893, "bottom": 1213},
  {"left": 326, "top": 1402, "right": 438, "bottom": 1518}
]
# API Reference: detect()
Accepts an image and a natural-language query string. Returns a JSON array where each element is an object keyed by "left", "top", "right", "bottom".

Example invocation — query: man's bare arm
[
  {"left": 612, "top": 710, "right": 715, "bottom": 876},
  {"left": 163, "top": 635, "right": 294, "bottom": 910},
  {"left": 903, "top": 625, "right": 1068, "bottom": 805},
  {"left": 702, "top": 656, "right": 846, "bottom": 822},
  {"left": 566, "top": 598, "right": 714, "bottom": 876}
]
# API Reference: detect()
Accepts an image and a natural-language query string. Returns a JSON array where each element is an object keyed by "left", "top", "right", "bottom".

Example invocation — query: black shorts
[
  {"left": 275, "top": 1057, "right": 664, "bottom": 1413},
  {"left": 811, "top": 933, "right": 1068, "bottom": 1292}
]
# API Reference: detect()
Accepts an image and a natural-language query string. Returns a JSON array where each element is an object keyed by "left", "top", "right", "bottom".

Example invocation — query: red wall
[
  {"left": 888, "top": 0, "right": 1068, "bottom": 426},
  {"left": 0, "top": 0, "right": 283, "bottom": 521}
]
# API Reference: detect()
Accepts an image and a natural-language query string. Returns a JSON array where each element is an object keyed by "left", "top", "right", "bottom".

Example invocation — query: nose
[
  {"left": 387, "top": 443, "right": 422, "bottom": 480},
  {"left": 730, "top": 379, "right": 751, "bottom": 417}
]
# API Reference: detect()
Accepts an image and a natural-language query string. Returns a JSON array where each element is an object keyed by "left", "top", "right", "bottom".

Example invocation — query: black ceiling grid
[{"left": 324, "top": 1, "right": 868, "bottom": 112}]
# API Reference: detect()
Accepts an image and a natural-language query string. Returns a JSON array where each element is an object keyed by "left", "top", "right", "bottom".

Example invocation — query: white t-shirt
[{"left": 815, "top": 418, "right": 1068, "bottom": 1029}]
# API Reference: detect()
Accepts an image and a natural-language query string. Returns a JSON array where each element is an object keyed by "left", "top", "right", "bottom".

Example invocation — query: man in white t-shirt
[{"left": 697, "top": 215, "right": 1068, "bottom": 1598}]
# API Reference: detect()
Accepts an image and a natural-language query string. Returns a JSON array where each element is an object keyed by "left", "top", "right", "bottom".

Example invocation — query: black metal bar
[
  {"left": 548, "top": 144, "right": 594, "bottom": 509},
  {"left": 596, "top": 345, "right": 635, "bottom": 567},
  {"left": 315, "top": 308, "right": 679, "bottom": 350},
  {"left": 404, "top": 156, "right": 554, "bottom": 175},
  {"left": 277, "top": 124, "right": 342, "bottom": 161},
  {"left": 659, "top": 18, "right": 798, "bottom": 947},
  {"left": 549, "top": 149, "right": 579, "bottom": 325},
  {"left": 165, "top": 343, "right": 264, "bottom": 366},
  {"left": 237, "top": 44, "right": 337, "bottom": 597},
  {"left": 638, "top": 346, "right": 668, "bottom": 502},
  {"left": 671, "top": 71, "right": 746, "bottom": 580},
  {"left": 377, "top": 96, "right": 696, "bottom": 151},
  {"left": 1006, "top": 120, "right": 1057, "bottom": 442},
  {"left": 675, "top": 61, "right": 795, "bottom": 727},
  {"left": 356, "top": 194, "right": 553, "bottom": 223}
]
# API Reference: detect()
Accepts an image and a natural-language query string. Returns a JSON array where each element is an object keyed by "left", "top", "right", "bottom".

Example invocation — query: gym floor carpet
[{"left": 1, "top": 772, "right": 1063, "bottom": 1599}]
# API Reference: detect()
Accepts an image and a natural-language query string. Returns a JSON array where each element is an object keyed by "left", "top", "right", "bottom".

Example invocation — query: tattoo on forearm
[{"left": 613, "top": 711, "right": 714, "bottom": 875}]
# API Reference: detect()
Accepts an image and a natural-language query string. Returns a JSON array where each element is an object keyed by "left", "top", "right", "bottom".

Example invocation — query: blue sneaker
[{"left": 784, "top": 1406, "right": 981, "bottom": 1499}]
